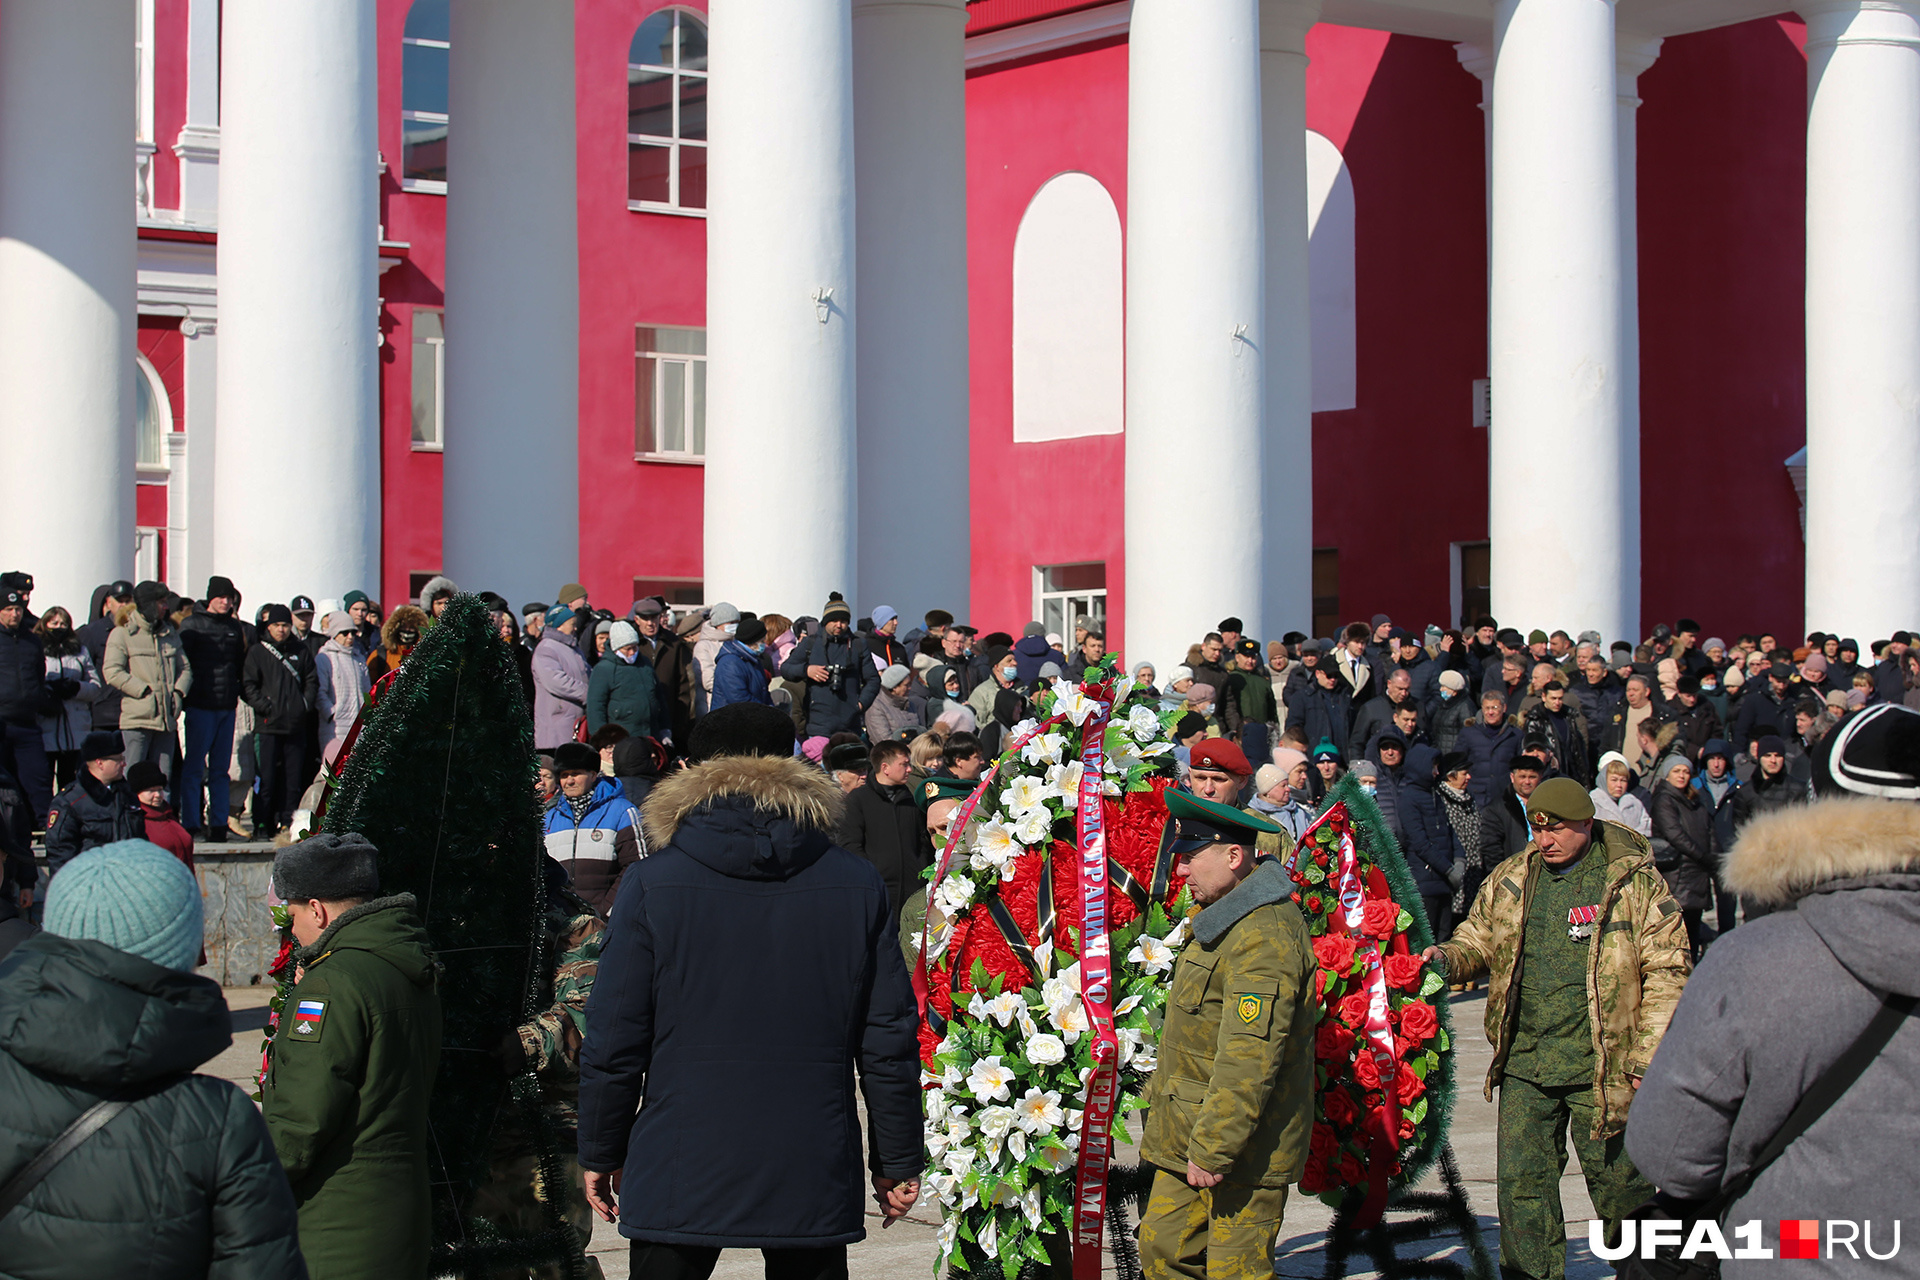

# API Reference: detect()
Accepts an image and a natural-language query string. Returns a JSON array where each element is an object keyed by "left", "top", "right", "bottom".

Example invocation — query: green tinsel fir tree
[{"left": 321, "top": 593, "right": 582, "bottom": 1277}]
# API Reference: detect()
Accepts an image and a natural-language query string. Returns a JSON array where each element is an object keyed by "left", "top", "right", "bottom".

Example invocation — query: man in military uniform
[
  {"left": 1424, "top": 778, "right": 1690, "bottom": 1280},
  {"left": 472, "top": 857, "right": 608, "bottom": 1278},
  {"left": 1185, "top": 737, "right": 1293, "bottom": 862},
  {"left": 261, "top": 832, "right": 443, "bottom": 1280},
  {"left": 897, "top": 774, "right": 975, "bottom": 967},
  {"left": 1139, "top": 791, "right": 1317, "bottom": 1279}
]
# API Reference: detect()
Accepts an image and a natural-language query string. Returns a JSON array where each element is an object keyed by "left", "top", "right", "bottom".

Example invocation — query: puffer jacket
[
  {"left": 177, "top": 608, "right": 251, "bottom": 711},
  {"left": 1426, "top": 690, "right": 1474, "bottom": 754},
  {"left": 586, "top": 650, "right": 660, "bottom": 738},
  {"left": 38, "top": 642, "right": 102, "bottom": 753},
  {"left": 1438, "top": 821, "right": 1692, "bottom": 1140},
  {"left": 532, "top": 629, "right": 592, "bottom": 751},
  {"left": 103, "top": 606, "right": 192, "bottom": 732},
  {"left": 78, "top": 585, "right": 125, "bottom": 729},
  {"left": 1399, "top": 745, "right": 1460, "bottom": 897},
  {"left": 710, "top": 640, "right": 771, "bottom": 710},
  {"left": 0, "top": 617, "right": 48, "bottom": 728},
  {"left": 542, "top": 776, "right": 646, "bottom": 916},
  {"left": 0, "top": 933, "right": 306, "bottom": 1278},
  {"left": 1455, "top": 718, "right": 1521, "bottom": 808},
  {"left": 241, "top": 635, "right": 317, "bottom": 736},
  {"left": 1650, "top": 777, "right": 1717, "bottom": 912},
  {"left": 1628, "top": 800, "right": 1920, "bottom": 1274}
]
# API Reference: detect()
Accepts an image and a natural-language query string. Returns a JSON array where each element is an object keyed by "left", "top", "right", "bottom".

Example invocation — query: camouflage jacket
[
  {"left": 1141, "top": 861, "right": 1317, "bottom": 1186},
  {"left": 512, "top": 889, "right": 605, "bottom": 1133},
  {"left": 1438, "top": 821, "right": 1691, "bottom": 1139}
]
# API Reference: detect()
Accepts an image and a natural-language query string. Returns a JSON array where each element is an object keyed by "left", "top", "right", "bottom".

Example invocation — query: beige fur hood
[
  {"left": 1722, "top": 797, "right": 1920, "bottom": 907},
  {"left": 641, "top": 752, "right": 843, "bottom": 850}
]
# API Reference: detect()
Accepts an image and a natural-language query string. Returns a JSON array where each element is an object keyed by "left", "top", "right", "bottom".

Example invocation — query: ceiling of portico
[{"left": 1316, "top": 0, "right": 1798, "bottom": 45}]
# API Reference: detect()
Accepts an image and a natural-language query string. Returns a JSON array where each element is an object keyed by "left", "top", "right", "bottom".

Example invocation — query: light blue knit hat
[{"left": 43, "top": 839, "right": 203, "bottom": 973}]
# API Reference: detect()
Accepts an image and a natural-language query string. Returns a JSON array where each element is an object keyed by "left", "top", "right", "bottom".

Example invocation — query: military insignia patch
[
  {"left": 925, "top": 781, "right": 939, "bottom": 799},
  {"left": 292, "top": 998, "right": 327, "bottom": 1040},
  {"left": 1238, "top": 994, "right": 1263, "bottom": 1024}
]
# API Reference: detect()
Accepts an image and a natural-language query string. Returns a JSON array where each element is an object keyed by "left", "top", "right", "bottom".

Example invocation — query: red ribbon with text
[{"left": 1069, "top": 696, "right": 1118, "bottom": 1280}]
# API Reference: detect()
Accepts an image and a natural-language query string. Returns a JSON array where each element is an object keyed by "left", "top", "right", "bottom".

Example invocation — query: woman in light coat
[
  {"left": 36, "top": 607, "right": 103, "bottom": 789},
  {"left": 315, "top": 611, "right": 371, "bottom": 765}
]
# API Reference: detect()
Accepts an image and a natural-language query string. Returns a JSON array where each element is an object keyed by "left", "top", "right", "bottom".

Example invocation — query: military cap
[
  {"left": 1234, "top": 637, "right": 1260, "bottom": 658},
  {"left": 272, "top": 831, "right": 381, "bottom": 904},
  {"left": 1526, "top": 777, "right": 1595, "bottom": 826},
  {"left": 1188, "top": 737, "right": 1253, "bottom": 776},
  {"left": 1165, "top": 788, "right": 1279, "bottom": 853},
  {"left": 916, "top": 775, "right": 976, "bottom": 810}
]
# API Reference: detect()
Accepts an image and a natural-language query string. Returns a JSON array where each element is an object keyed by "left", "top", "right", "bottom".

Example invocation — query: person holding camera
[{"left": 779, "top": 592, "right": 880, "bottom": 739}]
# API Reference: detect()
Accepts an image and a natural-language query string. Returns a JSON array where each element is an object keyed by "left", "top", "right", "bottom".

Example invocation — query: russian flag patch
[{"left": 292, "top": 999, "right": 327, "bottom": 1039}]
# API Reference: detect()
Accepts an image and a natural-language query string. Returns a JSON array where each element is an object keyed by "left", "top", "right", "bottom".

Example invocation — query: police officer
[
  {"left": 1138, "top": 791, "right": 1316, "bottom": 1280},
  {"left": 261, "top": 832, "right": 442, "bottom": 1280},
  {"left": 1423, "top": 778, "right": 1690, "bottom": 1280}
]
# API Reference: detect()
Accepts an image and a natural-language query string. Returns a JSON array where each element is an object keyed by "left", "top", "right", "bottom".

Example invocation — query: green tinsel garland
[{"left": 320, "top": 594, "right": 582, "bottom": 1278}]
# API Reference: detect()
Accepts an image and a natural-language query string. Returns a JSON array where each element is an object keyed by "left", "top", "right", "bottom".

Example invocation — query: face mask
[
  {"left": 1701, "top": 681, "right": 1717, "bottom": 693},
  {"left": 1001, "top": 667, "right": 1016, "bottom": 681},
  {"left": 1360, "top": 782, "right": 1377, "bottom": 797},
  {"left": 1439, "top": 688, "right": 1454, "bottom": 701}
]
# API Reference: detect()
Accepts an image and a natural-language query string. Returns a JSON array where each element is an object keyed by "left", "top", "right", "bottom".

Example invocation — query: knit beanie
[
  {"left": 608, "top": 621, "right": 640, "bottom": 652},
  {"left": 1254, "top": 764, "right": 1286, "bottom": 796},
  {"left": 1655, "top": 753, "right": 1693, "bottom": 783},
  {"left": 43, "top": 839, "right": 203, "bottom": 973},
  {"left": 821, "top": 592, "right": 851, "bottom": 622},
  {"left": 1272, "top": 746, "right": 1308, "bottom": 776}
]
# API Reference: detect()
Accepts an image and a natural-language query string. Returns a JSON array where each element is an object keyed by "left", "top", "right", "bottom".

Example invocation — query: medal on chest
[{"left": 1567, "top": 904, "right": 1598, "bottom": 942}]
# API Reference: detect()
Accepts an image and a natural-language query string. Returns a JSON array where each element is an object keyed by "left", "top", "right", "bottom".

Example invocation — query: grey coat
[{"left": 1626, "top": 797, "right": 1920, "bottom": 1275}]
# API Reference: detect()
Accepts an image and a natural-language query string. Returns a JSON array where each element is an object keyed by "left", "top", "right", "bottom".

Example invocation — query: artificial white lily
[
  {"left": 1015, "top": 1086, "right": 1066, "bottom": 1134},
  {"left": 966, "top": 1056, "right": 1016, "bottom": 1102},
  {"left": 1020, "top": 730, "right": 1067, "bottom": 766},
  {"left": 1126, "top": 933, "right": 1176, "bottom": 975},
  {"left": 932, "top": 873, "right": 976, "bottom": 916},
  {"left": 1003, "top": 773, "right": 1049, "bottom": 817}
]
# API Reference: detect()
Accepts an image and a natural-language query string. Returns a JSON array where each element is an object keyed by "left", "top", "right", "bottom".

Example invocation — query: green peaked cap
[{"left": 1165, "top": 787, "right": 1280, "bottom": 852}]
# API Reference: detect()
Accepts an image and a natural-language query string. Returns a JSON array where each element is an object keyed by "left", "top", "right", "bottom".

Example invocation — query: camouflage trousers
[
  {"left": 1139, "top": 1168, "right": 1289, "bottom": 1280},
  {"left": 469, "top": 1145, "right": 605, "bottom": 1280},
  {"left": 1496, "top": 1077, "right": 1650, "bottom": 1280}
]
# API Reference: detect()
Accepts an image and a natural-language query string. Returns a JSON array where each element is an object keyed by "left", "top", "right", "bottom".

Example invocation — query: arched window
[
  {"left": 1012, "top": 173, "right": 1124, "bottom": 442},
  {"left": 1306, "top": 130, "right": 1356, "bottom": 413},
  {"left": 628, "top": 9, "right": 707, "bottom": 213},
  {"left": 135, "top": 355, "right": 172, "bottom": 470},
  {"left": 402, "top": 0, "right": 450, "bottom": 189}
]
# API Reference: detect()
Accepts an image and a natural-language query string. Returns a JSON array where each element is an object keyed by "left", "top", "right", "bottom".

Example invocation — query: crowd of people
[{"left": 3, "top": 558, "right": 1920, "bottom": 1280}]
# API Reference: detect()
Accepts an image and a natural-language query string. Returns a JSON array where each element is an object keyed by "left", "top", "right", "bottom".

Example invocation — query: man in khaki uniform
[
  {"left": 1139, "top": 791, "right": 1316, "bottom": 1279},
  {"left": 1424, "top": 777, "right": 1690, "bottom": 1280}
]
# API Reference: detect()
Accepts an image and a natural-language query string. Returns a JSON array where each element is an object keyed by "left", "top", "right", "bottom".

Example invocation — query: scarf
[
  {"left": 1438, "top": 781, "right": 1481, "bottom": 913},
  {"left": 566, "top": 790, "right": 594, "bottom": 823}
]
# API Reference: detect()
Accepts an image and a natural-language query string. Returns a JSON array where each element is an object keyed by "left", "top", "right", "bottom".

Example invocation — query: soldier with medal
[{"left": 1423, "top": 777, "right": 1692, "bottom": 1280}]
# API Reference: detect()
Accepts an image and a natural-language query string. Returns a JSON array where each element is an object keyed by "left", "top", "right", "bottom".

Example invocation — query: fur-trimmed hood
[
  {"left": 1724, "top": 797, "right": 1920, "bottom": 907},
  {"left": 642, "top": 753, "right": 845, "bottom": 881},
  {"left": 382, "top": 604, "right": 430, "bottom": 651}
]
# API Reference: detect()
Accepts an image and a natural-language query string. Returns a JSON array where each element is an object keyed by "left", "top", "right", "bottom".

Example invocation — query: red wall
[
  {"left": 963, "top": 36, "right": 1131, "bottom": 648},
  {"left": 136, "top": 320, "right": 185, "bottom": 540},
  {"left": 148, "top": 0, "right": 188, "bottom": 213},
  {"left": 1636, "top": 18, "right": 1808, "bottom": 640}
]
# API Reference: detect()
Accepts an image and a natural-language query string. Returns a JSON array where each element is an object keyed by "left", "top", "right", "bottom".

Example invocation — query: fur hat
[
  {"left": 271, "top": 832, "right": 381, "bottom": 904},
  {"left": 686, "top": 702, "right": 797, "bottom": 763},
  {"left": 383, "top": 604, "right": 429, "bottom": 651},
  {"left": 551, "top": 742, "right": 600, "bottom": 773}
]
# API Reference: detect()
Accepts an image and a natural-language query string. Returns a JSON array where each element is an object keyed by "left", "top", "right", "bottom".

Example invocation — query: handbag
[{"left": 1617, "top": 990, "right": 1917, "bottom": 1280}]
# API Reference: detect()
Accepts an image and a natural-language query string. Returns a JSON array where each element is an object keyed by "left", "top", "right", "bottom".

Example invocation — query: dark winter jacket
[
  {"left": 0, "top": 934, "right": 305, "bottom": 1279},
  {"left": 1349, "top": 693, "right": 1418, "bottom": 762},
  {"left": 542, "top": 776, "right": 647, "bottom": 917},
  {"left": 586, "top": 651, "right": 661, "bottom": 740},
  {"left": 710, "top": 639, "right": 772, "bottom": 710},
  {"left": 178, "top": 608, "right": 252, "bottom": 712},
  {"left": 261, "top": 895, "right": 441, "bottom": 1280},
  {"left": 78, "top": 585, "right": 125, "bottom": 729},
  {"left": 1650, "top": 777, "right": 1716, "bottom": 912},
  {"left": 1399, "top": 745, "right": 1460, "bottom": 898},
  {"left": 632, "top": 624, "right": 696, "bottom": 746},
  {"left": 1669, "top": 698, "right": 1724, "bottom": 766},
  {"left": 1522, "top": 702, "right": 1593, "bottom": 787},
  {"left": 1727, "top": 765, "right": 1811, "bottom": 836},
  {"left": 1628, "top": 799, "right": 1920, "bottom": 1272},
  {"left": 1220, "top": 666, "right": 1278, "bottom": 736},
  {"left": 838, "top": 774, "right": 936, "bottom": 924},
  {"left": 1011, "top": 634, "right": 1068, "bottom": 684},
  {"left": 1729, "top": 684, "right": 1794, "bottom": 752},
  {"left": 1569, "top": 674, "right": 1623, "bottom": 734},
  {"left": 1426, "top": 691, "right": 1474, "bottom": 754},
  {"left": 1456, "top": 718, "right": 1521, "bottom": 809},
  {"left": 0, "top": 890, "right": 36, "bottom": 962},
  {"left": 0, "top": 765, "right": 33, "bottom": 900},
  {"left": 780, "top": 631, "right": 881, "bottom": 738},
  {"left": 1477, "top": 783, "right": 1532, "bottom": 871},
  {"left": 578, "top": 754, "right": 923, "bottom": 1247},
  {"left": 242, "top": 636, "right": 318, "bottom": 735},
  {"left": 0, "top": 615, "right": 47, "bottom": 727},
  {"left": 1286, "top": 680, "right": 1351, "bottom": 765},
  {"left": 44, "top": 770, "right": 145, "bottom": 876}
]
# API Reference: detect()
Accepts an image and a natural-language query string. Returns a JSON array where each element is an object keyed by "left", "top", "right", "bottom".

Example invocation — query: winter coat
[
  {"left": 103, "top": 608, "right": 192, "bottom": 733},
  {"left": 44, "top": 770, "right": 145, "bottom": 875},
  {"left": 1011, "top": 634, "right": 1067, "bottom": 684},
  {"left": 1476, "top": 784, "right": 1531, "bottom": 871},
  {"left": 314, "top": 635, "right": 370, "bottom": 749},
  {"left": 261, "top": 895, "right": 441, "bottom": 1280},
  {"left": 1426, "top": 691, "right": 1474, "bottom": 754},
  {"left": 864, "top": 689, "right": 922, "bottom": 744},
  {"left": 1522, "top": 703, "right": 1592, "bottom": 787},
  {"left": 1669, "top": 699, "right": 1724, "bottom": 765},
  {"left": 242, "top": 636, "right": 318, "bottom": 736},
  {"left": 1220, "top": 667, "right": 1279, "bottom": 736},
  {"left": 634, "top": 626, "right": 695, "bottom": 745},
  {"left": 1727, "top": 765, "right": 1811, "bottom": 836},
  {"left": 0, "top": 890, "right": 36, "bottom": 963},
  {"left": 1439, "top": 822, "right": 1691, "bottom": 1139},
  {"left": 1729, "top": 685, "right": 1793, "bottom": 752},
  {"left": 1650, "top": 777, "right": 1716, "bottom": 911},
  {"left": 587, "top": 650, "right": 661, "bottom": 739},
  {"left": 779, "top": 631, "right": 880, "bottom": 738},
  {"left": 0, "top": 933, "right": 305, "bottom": 1279},
  {"left": 1590, "top": 786, "right": 1652, "bottom": 837},
  {"left": 1348, "top": 693, "right": 1417, "bottom": 762},
  {"left": 1568, "top": 675, "right": 1623, "bottom": 733},
  {"left": 178, "top": 608, "right": 251, "bottom": 712},
  {"left": 542, "top": 776, "right": 646, "bottom": 916},
  {"left": 577, "top": 754, "right": 922, "bottom": 1247},
  {"left": 1399, "top": 745, "right": 1460, "bottom": 897},
  {"left": 532, "top": 628, "right": 593, "bottom": 751},
  {"left": 710, "top": 639, "right": 772, "bottom": 710},
  {"left": 0, "top": 766, "right": 33, "bottom": 899},
  {"left": 78, "top": 587, "right": 124, "bottom": 729},
  {"left": 1455, "top": 719, "right": 1521, "bottom": 809},
  {"left": 0, "top": 617, "right": 47, "bottom": 728},
  {"left": 38, "top": 641, "right": 102, "bottom": 753},
  {"left": 1286, "top": 681, "right": 1351, "bottom": 764},
  {"left": 690, "top": 620, "right": 731, "bottom": 713},
  {"left": 138, "top": 798, "right": 196, "bottom": 867},
  {"left": 1628, "top": 799, "right": 1920, "bottom": 1274},
  {"left": 837, "top": 773, "right": 935, "bottom": 923}
]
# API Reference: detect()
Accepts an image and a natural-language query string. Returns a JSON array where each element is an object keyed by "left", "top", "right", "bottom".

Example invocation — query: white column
[
  {"left": 1125, "top": 0, "right": 1266, "bottom": 672},
  {"left": 1615, "top": 35, "right": 1659, "bottom": 647},
  {"left": 706, "top": 0, "right": 858, "bottom": 617},
  {"left": 1803, "top": 1, "right": 1920, "bottom": 639},
  {"left": 173, "top": 316, "right": 219, "bottom": 592},
  {"left": 0, "top": 0, "right": 136, "bottom": 614},
  {"left": 442, "top": 0, "right": 580, "bottom": 607},
  {"left": 216, "top": 0, "right": 380, "bottom": 606},
  {"left": 175, "top": 0, "right": 222, "bottom": 224},
  {"left": 1486, "top": 0, "right": 1626, "bottom": 640},
  {"left": 852, "top": 0, "right": 968, "bottom": 625},
  {"left": 1260, "top": 0, "right": 1319, "bottom": 642}
]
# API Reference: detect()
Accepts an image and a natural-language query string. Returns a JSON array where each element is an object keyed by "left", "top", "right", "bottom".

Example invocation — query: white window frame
[
  {"left": 135, "top": 353, "right": 173, "bottom": 478},
  {"left": 135, "top": 526, "right": 162, "bottom": 581},
  {"left": 135, "top": 0, "right": 157, "bottom": 218},
  {"left": 411, "top": 309, "right": 445, "bottom": 452},
  {"left": 1032, "top": 564, "right": 1107, "bottom": 643},
  {"left": 634, "top": 325, "right": 706, "bottom": 462},
  {"left": 401, "top": 4, "right": 449, "bottom": 195},
  {"left": 626, "top": 8, "right": 707, "bottom": 217}
]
